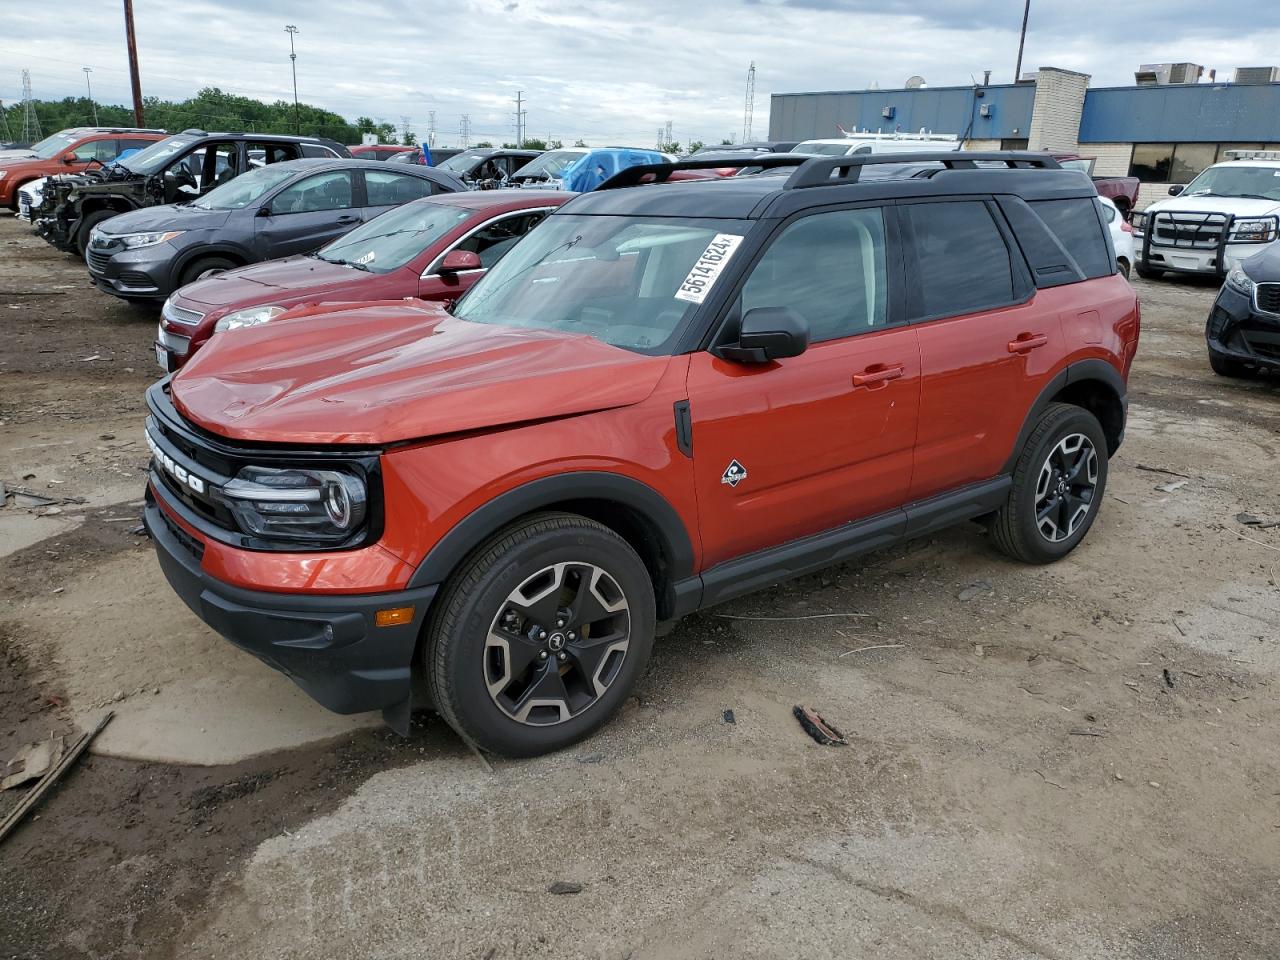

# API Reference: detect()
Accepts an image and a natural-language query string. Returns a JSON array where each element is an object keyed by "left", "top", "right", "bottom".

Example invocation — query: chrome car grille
[
  {"left": 162, "top": 299, "right": 205, "bottom": 326},
  {"left": 86, "top": 248, "right": 113, "bottom": 274}
]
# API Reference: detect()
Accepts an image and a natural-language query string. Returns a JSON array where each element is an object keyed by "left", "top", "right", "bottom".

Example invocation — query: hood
[
  {"left": 0, "top": 149, "right": 37, "bottom": 162},
  {"left": 176, "top": 255, "right": 373, "bottom": 310},
  {"left": 1145, "top": 193, "right": 1280, "bottom": 217},
  {"left": 0, "top": 156, "right": 46, "bottom": 173},
  {"left": 99, "top": 203, "right": 232, "bottom": 235},
  {"left": 1239, "top": 241, "right": 1280, "bottom": 279},
  {"left": 170, "top": 302, "right": 671, "bottom": 444}
]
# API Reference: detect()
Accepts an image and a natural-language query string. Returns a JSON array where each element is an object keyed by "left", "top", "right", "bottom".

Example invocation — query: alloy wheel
[
  {"left": 484, "top": 562, "right": 631, "bottom": 726},
  {"left": 1034, "top": 433, "right": 1099, "bottom": 543}
]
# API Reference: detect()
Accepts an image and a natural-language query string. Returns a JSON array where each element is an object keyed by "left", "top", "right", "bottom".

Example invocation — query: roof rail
[
  {"left": 597, "top": 155, "right": 808, "bottom": 191},
  {"left": 784, "top": 151, "right": 1063, "bottom": 190}
]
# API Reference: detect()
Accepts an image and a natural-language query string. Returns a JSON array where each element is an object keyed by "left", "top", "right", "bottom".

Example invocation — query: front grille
[
  {"left": 158, "top": 504, "right": 205, "bottom": 562},
  {"left": 1150, "top": 211, "right": 1229, "bottom": 250},
  {"left": 117, "top": 270, "right": 156, "bottom": 289},
  {"left": 1256, "top": 282, "right": 1280, "bottom": 316},
  {"left": 86, "top": 248, "right": 112, "bottom": 274},
  {"left": 162, "top": 300, "right": 204, "bottom": 326}
]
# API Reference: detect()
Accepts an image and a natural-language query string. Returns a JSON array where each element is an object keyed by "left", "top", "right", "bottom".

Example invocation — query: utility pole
[
  {"left": 122, "top": 0, "right": 144, "bottom": 126},
  {"left": 1013, "top": 0, "right": 1031, "bottom": 82},
  {"left": 284, "top": 25, "right": 300, "bottom": 133},
  {"left": 459, "top": 114, "right": 471, "bottom": 149},
  {"left": 743, "top": 61, "right": 756, "bottom": 143},
  {"left": 427, "top": 110, "right": 437, "bottom": 147},
  {"left": 82, "top": 67, "right": 98, "bottom": 125},
  {"left": 20, "top": 71, "right": 41, "bottom": 142},
  {"left": 513, "top": 90, "right": 525, "bottom": 147}
]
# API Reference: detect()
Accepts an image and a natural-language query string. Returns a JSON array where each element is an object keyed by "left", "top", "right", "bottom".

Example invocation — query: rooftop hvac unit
[
  {"left": 1135, "top": 62, "right": 1204, "bottom": 85},
  {"left": 979, "top": 103, "right": 993, "bottom": 117},
  {"left": 881, "top": 105, "right": 896, "bottom": 119},
  {"left": 1233, "top": 66, "right": 1280, "bottom": 84}
]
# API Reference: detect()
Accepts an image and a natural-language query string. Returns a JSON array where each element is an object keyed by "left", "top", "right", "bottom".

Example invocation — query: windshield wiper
[
  {"left": 1231, "top": 193, "right": 1277, "bottom": 202},
  {"left": 314, "top": 255, "right": 371, "bottom": 272}
]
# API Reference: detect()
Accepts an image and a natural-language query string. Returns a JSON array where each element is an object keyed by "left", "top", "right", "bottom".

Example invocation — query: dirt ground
[{"left": 1, "top": 210, "right": 1278, "bottom": 960}]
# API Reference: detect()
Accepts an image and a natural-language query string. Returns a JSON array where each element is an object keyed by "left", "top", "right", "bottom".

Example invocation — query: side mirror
[
  {"left": 62, "top": 154, "right": 76, "bottom": 164},
  {"left": 1168, "top": 184, "right": 1184, "bottom": 196},
  {"left": 256, "top": 206, "right": 272, "bottom": 217},
  {"left": 720, "top": 307, "right": 809, "bottom": 363},
  {"left": 439, "top": 249, "right": 482, "bottom": 274}
]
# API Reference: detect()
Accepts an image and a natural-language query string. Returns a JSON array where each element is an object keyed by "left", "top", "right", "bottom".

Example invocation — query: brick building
[{"left": 768, "top": 67, "right": 1280, "bottom": 209}]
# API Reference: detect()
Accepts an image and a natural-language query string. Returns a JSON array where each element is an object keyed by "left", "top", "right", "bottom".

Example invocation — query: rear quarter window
[{"left": 1029, "top": 199, "right": 1112, "bottom": 279}]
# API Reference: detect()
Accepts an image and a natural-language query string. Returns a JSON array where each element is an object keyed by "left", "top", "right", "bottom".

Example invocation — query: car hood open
[{"left": 170, "top": 301, "right": 671, "bottom": 445}]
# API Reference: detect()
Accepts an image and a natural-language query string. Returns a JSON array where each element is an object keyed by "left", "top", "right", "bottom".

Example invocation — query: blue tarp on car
[{"left": 560, "top": 149, "right": 668, "bottom": 192}]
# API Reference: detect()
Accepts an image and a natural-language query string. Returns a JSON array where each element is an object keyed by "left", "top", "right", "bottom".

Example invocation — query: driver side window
[
  {"left": 740, "top": 208, "right": 888, "bottom": 343},
  {"left": 452, "top": 211, "right": 548, "bottom": 268},
  {"left": 271, "top": 171, "right": 355, "bottom": 214}
]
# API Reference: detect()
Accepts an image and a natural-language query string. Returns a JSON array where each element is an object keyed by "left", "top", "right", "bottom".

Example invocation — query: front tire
[
  {"left": 425, "top": 513, "right": 656, "bottom": 757},
  {"left": 1117, "top": 257, "right": 1131, "bottom": 279},
  {"left": 76, "top": 210, "right": 116, "bottom": 257},
  {"left": 990, "top": 403, "right": 1109, "bottom": 564},
  {"left": 1135, "top": 264, "right": 1163, "bottom": 281},
  {"left": 178, "top": 256, "right": 236, "bottom": 288}
]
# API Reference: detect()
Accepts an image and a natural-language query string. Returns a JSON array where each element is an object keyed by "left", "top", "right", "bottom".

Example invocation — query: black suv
[
  {"left": 31, "top": 129, "right": 349, "bottom": 254},
  {"left": 1207, "top": 247, "right": 1280, "bottom": 377},
  {"left": 432, "top": 148, "right": 542, "bottom": 186}
]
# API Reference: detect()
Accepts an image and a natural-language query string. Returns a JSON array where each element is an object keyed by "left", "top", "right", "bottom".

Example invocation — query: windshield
[
  {"left": 513, "top": 150, "right": 587, "bottom": 180},
  {"left": 192, "top": 164, "right": 297, "bottom": 210},
  {"left": 120, "top": 135, "right": 199, "bottom": 175},
  {"left": 30, "top": 131, "right": 81, "bottom": 159},
  {"left": 794, "top": 141, "right": 855, "bottom": 157},
  {"left": 316, "top": 200, "right": 472, "bottom": 273},
  {"left": 452, "top": 214, "right": 753, "bottom": 354},
  {"left": 1181, "top": 165, "right": 1280, "bottom": 202},
  {"left": 437, "top": 152, "right": 489, "bottom": 173}
]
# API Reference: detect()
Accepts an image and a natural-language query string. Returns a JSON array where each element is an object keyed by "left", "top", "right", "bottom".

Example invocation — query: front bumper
[
  {"left": 86, "top": 241, "right": 176, "bottom": 299},
  {"left": 1205, "top": 282, "right": 1280, "bottom": 370},
  {"left": 145, "top": 484, "right": 438, "bottom": 722},
  {"left": 1136, "top": 239, "right": 1269, "bottom": 277}
]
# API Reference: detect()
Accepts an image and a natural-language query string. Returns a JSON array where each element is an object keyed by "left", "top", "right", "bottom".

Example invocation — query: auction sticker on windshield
[{"left": 674, "top": 233, "right": 744, "bottom": 304}]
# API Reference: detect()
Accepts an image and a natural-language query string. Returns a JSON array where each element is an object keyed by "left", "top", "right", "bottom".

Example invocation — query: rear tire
[
  {"left": 1135, "top": 264, "right": 1163, "bottom": 281},
  {"left": 990, "top": 403, "right": 1109, "bottom": 564},
  {"left": 178, "top": 256, "right": 237, "bottom": 288},
  {"left": 425, "top": 512, "right": 656, "bottom": 757},
  {"left": 1209, "top": 351, "right": 1252, "bottom": 379},
  {"left": 1117, "top": 257, "right": 1131, "bottom": 279}
]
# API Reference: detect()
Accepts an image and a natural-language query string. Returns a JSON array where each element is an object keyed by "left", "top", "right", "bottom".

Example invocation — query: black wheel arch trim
[
  {"left": 406, "top": 472, "right": 698, "bottom": 601},
  {"left": 1002, "top": 359, "right": 1127, "bottom": 474}
]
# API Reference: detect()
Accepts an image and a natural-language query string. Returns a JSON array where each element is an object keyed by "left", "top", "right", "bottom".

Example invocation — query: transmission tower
[
  {"left": 743, "top": 61, "right": 756, "bottom": 143},
  {"left": 513, "top": 91, "right": 527, "bottom": 148},
  {"left": 20, "top": 71, "right": 41, "bottom": 142},
  {"left": 459, "top": 114, "right": 471, "bottom": 148},
  {"left": 427, "top": 110, "right": 437, "bottom": 147}
]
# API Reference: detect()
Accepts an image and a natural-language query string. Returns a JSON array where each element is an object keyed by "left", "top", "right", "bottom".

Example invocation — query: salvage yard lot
[{"left": 2, "top": 210, "right": 1279, "bottom": 959}]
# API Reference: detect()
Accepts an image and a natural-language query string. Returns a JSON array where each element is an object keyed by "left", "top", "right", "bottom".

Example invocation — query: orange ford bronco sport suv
[{"left": 144, "top": 153, "right": 1140, "bottom": 755}]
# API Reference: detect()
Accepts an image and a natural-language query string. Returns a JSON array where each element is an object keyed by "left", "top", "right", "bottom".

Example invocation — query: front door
[
  {"left": 254, "top": 170, "right": 360, "bottom": 259},
  {"left": 687, "top": 206, "right": 921, "bottom": 569},
  {"left": 417, "top": 209, "right": 553, "bottom": 301}
]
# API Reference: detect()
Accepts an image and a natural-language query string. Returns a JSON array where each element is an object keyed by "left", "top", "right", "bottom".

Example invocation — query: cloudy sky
[{"left": 6, "top": 1, "right": 1280, "bottom": 148}]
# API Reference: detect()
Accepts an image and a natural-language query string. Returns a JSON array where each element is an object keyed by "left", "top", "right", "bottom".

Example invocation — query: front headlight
[
  {"left": 113, "top": 230, "right": 185, "bottom": 250},
  {"left": 217, "top": 465, "right": 368, "bottom": 544},
  {"left": 1229, "top": 216, "right": 1279, "bottom": 244},
  {"left": 0, "top": 171, "right": 8, "bottom": 180},
  {"left": 1225, "top": 266, "right": 1256, "bottom": 297},
  {"left": 1130, "top": 211, "right": 1148, "bottom": 233},
  {"left": 214, "top": 305, "right": 287, "bottom": 333}
]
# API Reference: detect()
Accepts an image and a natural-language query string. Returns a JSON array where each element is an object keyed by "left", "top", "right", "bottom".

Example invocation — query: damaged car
[
  {"left": 30, "top": 129, "right": 349, "bottom": 255},
  {"left": 85, "top": 157, "right": 464, "bottom": 304}
]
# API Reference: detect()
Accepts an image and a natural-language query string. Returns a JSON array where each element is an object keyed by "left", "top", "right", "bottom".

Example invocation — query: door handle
[
  {"left": 336, "top": 214, "right": 359, "bottom": 224},
  {"left": 852, "top": 363, "right": 906, "bottom": 388},
  {"left": 1007, "top": 333, "right": 1049, "bottom": 353}
]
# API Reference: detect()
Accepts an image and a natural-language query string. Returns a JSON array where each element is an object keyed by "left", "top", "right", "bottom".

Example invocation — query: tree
[
  {"left": 687, "top": 140, "right": 705, "bottom": 154},
  {"left": 548, "top": 139, "right": 563, "bottom": 149},
  {"left": 657, "top": 140, "right": 681, "bottom": 155},
  {"left": 473, "top": 141, "right": 493, "bottom": 148},
  {"left": 573, "top": 138, "right": 587, "bottom": 148},
  {"left": 402, "top": 131, "right": 417, "bottom": 146}
]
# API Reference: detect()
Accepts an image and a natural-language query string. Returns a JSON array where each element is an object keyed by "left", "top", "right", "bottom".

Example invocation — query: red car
[
  {"left": 156, "top": 190, "right": 571, "bottom": 370},
  {"left": 348, "top": 144, "right": 415, "bottom": 162},
  {"left": 0, "top": 126, "right": 167, "bottom": 211},
  {"left": 144, "top": 153, "right": 1138, "bottom": 757}
]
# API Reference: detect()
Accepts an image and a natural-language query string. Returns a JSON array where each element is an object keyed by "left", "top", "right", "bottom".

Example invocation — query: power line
[{"left": 21, "top": 70, "right": 41, "bottom": 142}]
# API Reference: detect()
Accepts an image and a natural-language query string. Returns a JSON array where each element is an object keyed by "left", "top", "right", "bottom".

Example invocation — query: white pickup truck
[{"left": 1133, "top": 150, "right": 1280, "bottom": 279}]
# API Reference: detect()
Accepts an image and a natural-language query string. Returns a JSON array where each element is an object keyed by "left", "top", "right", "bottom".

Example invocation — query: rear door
[
  {"left": 904, "top": 198, "right": 1064, "bottom": 501},
  {"left": 253, "top": 169, "right": 360, "bottom": 258},
  {"left": 361, "top": 169, "right": 436, "bottom": 221},
  {"left": 686, "top": 205, "right": 921, "bottom": 568},
  {"left": 417, "top": 208, "right": 553, "bottom": 301}
]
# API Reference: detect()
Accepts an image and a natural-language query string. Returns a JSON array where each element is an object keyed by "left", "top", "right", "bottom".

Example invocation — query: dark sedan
[
  {"left": 1207, "top": 244, "right": 1280, "bottom": 377},
  {"left": 84, "top": 158, "right": 466, "bottom": 302}
]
